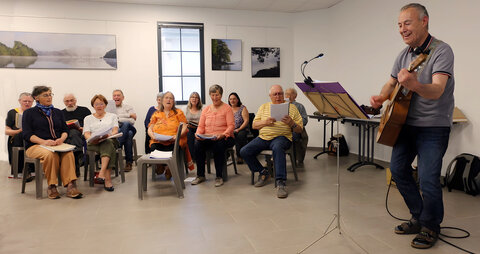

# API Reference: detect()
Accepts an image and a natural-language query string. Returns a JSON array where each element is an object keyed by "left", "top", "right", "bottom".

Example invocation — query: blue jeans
[
  {"left": 240, "top": 136, "right": 291, "bottom": 180},
  {"left": 117, "top": 122, "right": 136, "bottom": 163},
  {"left": 390, "top": 125, "right": 450, "bottom": 233},
  {"left": 195, "top": 137, "right": 235, "bottom": 178}
]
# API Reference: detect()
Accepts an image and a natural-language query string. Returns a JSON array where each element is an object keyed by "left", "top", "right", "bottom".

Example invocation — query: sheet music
[{"left": 270, "top": 102, "right": 289, "bottom": 121}]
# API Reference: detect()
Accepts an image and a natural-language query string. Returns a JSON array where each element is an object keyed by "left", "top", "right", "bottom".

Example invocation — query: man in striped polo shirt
[{"left": 240, "top": 85, "right": 303, "bottom": 198}]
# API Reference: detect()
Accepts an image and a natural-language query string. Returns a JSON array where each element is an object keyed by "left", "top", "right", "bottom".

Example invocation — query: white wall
[
  {"left": 293, "top": 0, "right": 480, "bottom": 167},
  {"left": 0, "top": 0, "right": 294, "bottom": 159},
  {"left": 2, "top": 0, "right": 479, "bottom": 168}
]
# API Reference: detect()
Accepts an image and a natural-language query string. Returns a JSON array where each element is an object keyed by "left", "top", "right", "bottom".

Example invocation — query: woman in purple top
[{"left": 228, "top": 92, "right": 249, "bottom": 164}]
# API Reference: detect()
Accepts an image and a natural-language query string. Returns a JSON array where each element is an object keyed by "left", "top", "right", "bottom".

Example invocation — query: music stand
[{"left": 295, "top": 81, "right": 367, "bottom": 253}]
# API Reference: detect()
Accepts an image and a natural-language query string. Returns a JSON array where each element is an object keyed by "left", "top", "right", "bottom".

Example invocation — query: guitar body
[
  {"left": 376, "top": 85, "right": 412, "bottom": 146},
  {"left": 376, "top": 51, "right": 429, "bottom": 147}
]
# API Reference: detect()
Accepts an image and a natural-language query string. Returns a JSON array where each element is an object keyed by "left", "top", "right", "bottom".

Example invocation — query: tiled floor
[{"left": 1, "top": 150, "right": 479, "bottom": 254}]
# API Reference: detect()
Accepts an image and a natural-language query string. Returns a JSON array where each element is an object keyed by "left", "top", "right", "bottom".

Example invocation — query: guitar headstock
[{"left": 407, "top": 49, "right": 430, "bottom": 72}]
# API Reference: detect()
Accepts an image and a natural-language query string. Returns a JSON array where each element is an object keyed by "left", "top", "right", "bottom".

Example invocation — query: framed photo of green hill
[
  {"left": 212, "top": 39, "right": 242, "bottom": 71},
  {"left": 0, "top": 31, "right": 117, "bottom": 69},
  {"left": 251, "top": 47, "right": 280, "bottom": 78}
]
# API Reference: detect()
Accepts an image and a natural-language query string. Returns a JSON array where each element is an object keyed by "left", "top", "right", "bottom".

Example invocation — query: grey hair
[
  {"left": 18, "top": 92, "right": 32, "bottom": 99},
  {"left": 208, "top": 84, "right": 223, "bottom": 96},
  {"left": 158, "top": 91, "right": 178, "bottom": 114},
  {"left": 401, "top": 3, "right": 429, "bottom": 20},
  {"left": 156, "top": 92, "right": 164, "bottom": 99},
  {"left": 285, "top": 87, "right": 297, "bottom": 95},
  {"left": 113, "top": 89, "right": 124, "bottom": 96},
  {"left": 63, "top": 93, "right": 76, "bottom": 100}
]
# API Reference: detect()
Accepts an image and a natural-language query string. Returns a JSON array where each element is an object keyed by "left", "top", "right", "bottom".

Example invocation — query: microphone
[{"left": 301, "top": 53, "right": 324, "bottom": 87}]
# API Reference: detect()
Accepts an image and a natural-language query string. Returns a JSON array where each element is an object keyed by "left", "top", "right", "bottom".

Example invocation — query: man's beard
[{"left": 65, "top": 106, "right": 77, "bottom": 112}]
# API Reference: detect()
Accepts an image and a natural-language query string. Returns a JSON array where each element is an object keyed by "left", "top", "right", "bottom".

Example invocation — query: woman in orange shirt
[
  {"left": 147, "top": 91, "right": 193, "bottom": 179},
  {"left": 191, "top": 84, "right": 235, "bottom": 187}
]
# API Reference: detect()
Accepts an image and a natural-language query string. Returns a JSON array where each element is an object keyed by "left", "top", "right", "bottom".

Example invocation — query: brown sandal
[{"left": 394, "top": 219, "right": 421, "bottom": 234}]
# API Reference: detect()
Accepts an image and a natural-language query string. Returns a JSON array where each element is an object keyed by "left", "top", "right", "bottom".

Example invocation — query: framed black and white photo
[{"left": 251, "top": 47, "right": 280, "bottom": 78}]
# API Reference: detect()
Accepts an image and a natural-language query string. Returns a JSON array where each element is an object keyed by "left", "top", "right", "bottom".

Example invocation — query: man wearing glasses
[{"left": 240, "top": 85, "right": 303, "bottom": 198}]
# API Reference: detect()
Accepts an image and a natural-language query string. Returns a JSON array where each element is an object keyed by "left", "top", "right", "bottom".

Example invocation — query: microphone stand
[{"left": 298, "top": 118, "right": 342, "bottom": 253}]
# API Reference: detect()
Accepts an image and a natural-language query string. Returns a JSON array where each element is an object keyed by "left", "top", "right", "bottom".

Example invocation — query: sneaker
[
  {"left": 47, "top": 185, "right": 60, "bottom": 199},
  {"left": 254, "top": 170, "right": 270, "bottom": 187},
  {"left": 124, "top": 162, "right": 133, "bottom": 172},
  {"left": 276, "top": 180, "right": 288, "bottom": 198},
  {"left": 395, "top": 218, "right": 421, "bottom": 234},
  {"left": 66, "top": 181, "right": 83, "bottom": 199},
  {"left": 411, "top": 227, "right": 438, "bottom": 249},
  {"left": 191, "top": 176, "right": 206, "bottom": 185},
  {"left": 214, "top": 177, "right": 224, "bottom": 187}
]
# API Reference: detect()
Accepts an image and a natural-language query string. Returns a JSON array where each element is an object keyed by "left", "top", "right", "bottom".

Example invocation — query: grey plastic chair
[
  {"left": 21, "top": 147, "right": 62, "bottom": 199},
  {"left": 137, "top": 123, "right": 185, "bottom": 200},
  {"left": 85, "top": 147, "right": 125, "bottom": 187},
  {"left": 252, "top": 145, "right": 298, "bottom": 186},
  {"left": 206, "top": 147, "right": 238, "bottom": 181},
  {"left": 11, "top": 146, "right": 24, "bottom": 178}
]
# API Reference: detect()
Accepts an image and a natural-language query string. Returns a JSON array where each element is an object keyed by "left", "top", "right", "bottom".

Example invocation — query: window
[{"left": 158, "top": 22, "right": 205, "bottom": 104}]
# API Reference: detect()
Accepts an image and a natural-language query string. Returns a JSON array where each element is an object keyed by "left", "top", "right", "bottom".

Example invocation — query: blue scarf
[{"left": 37, "top": 104, "right": 54, "bottom": 116}]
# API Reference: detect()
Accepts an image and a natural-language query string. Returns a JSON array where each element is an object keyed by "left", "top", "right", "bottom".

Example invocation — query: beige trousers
[{"left": 26, "top": 145, "right": 77, "bottom": 186}]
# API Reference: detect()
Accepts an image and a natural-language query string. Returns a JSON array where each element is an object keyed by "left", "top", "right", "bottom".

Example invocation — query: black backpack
[
  {"left": 327, "top": 134, "right": 349, "bottom": 156},
  {"left": 444, "top": 153, "right": 480, "bottom": 196}
]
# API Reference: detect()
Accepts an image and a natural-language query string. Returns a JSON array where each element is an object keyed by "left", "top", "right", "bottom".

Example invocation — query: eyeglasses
[
  {"left": 94, "top": 103, "right": 105, "bottom": 107},
  {"left": 271, "top": 92, "right": 284, "bottom": 96},
  {"left": 40, "top": 93, "right": 54, "bottom": 98}
]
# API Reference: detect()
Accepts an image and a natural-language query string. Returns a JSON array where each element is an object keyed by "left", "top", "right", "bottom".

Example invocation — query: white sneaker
[
  {"left": 191, "top": 176, "right": 206, "bottom": 185},
  {"left": 214, "top": 177, "right": 224, "bottom": 187}
]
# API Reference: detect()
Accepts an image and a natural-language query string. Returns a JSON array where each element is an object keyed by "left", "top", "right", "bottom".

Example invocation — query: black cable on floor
[{"left": 385, "top": 178, "right": 475, "bottom": 254}]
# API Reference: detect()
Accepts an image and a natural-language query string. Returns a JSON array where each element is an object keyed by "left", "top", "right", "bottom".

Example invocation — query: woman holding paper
[
  {"left": 144, "top": 92, "right": 163, "bottom": 154},
  {"left": 83, "top": 94, "right": 119, "bottom": 192},
  {"left": 191, "top": 84, "right": 235, "bottom": 187},
  {"left": 147, "top": 91, "right": 192, "bottom": 179},
  {"left": 228, "top": 92, "right": 249, "bottom": 164},
  {"left": 22, "top": 86, "right": 82, "bottom": 199},
  {"left": 185, "top": 92, "right": 203, "bottom": 162}
]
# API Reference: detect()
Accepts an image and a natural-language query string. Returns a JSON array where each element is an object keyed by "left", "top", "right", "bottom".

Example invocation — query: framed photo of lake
[
  {"left": 251, "top": 47, "right": 280, "bottom": 78},
  {"left": 211, "top": 39, "right": 241, "bottom": 71},
  {"left": 0, "top": 31, "right": 117, "bottom": 69}
]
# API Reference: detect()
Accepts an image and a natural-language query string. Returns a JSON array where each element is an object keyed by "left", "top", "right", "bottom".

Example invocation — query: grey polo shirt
[{"left": 391, "top": 35, "right": 455, "bottom": 127}]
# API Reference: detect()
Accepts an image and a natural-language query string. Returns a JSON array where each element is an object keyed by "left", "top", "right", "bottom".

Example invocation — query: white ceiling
[{"left": 81, "top": 0, "right": 343, "bottom": 13}]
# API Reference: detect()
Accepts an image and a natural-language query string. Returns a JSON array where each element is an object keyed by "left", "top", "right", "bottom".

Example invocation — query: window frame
[{"left": 157, "top": 22, "right": 205, "bottom": 105}]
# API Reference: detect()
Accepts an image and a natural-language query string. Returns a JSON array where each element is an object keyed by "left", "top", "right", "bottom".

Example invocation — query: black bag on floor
[
  {"left": 327, "top": 134, "right": 349, "bottom": 156},
  {"left": 444, "top": 153, "right": 480, "bottom": 196}
]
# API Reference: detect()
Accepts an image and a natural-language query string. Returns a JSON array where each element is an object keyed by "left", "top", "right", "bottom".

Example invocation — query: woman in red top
[
  {"left": 191, "top": 85, "right": 235, "bottom": 187},
  {"left": 147, "top": 91, "right": 193, "bottom": 179}
]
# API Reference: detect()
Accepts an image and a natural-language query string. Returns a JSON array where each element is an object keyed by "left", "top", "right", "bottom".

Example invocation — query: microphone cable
[{"left": 385, "top": 178, "right": 475, "bottom": 253}]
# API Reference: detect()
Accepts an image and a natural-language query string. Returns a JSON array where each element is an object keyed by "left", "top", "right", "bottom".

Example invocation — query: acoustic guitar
[{"left": 376, "top": 51, "right": 430, "bottom": 146}]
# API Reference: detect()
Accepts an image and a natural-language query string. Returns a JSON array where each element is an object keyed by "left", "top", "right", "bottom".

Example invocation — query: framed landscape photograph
[
  {"left": 211, "top": 39, "right": 242, "bottom": 71},
  {"left": 251, "top": 47, "right": 280, "bottom": 78},
  {"left": 0, "top": 31, "right": 117, "bottom": 69}
]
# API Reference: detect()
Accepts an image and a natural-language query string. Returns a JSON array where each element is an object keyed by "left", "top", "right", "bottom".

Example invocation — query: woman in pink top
[{"left": 191, "top": 84, "right": 234, "bottom": 187}]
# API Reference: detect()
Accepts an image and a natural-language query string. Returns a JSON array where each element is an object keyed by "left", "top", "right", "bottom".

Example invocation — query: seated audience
[
  {"left": 144, "top": 92, "right": 163, "bottom": 154},
  {"left": 22, "top": 86, "right": 82, "bottom": 199},
  {"left": 285, "top": 88, "right": 309, "bottom": 167},
  {"left": 5, "top": 92, "right": 34, "bottom": 178},
  {"left": 185, "top": 92, "right": 203, "bottom": 162},
  {"left": 112, "top": 89, "right": 136, "bottom": 172},
  {"left": 240, "top": 85, "right": 302, "bottom": 198},
  {"left": 191, "top": 85, "right": 234, "bottom": 187},
  {"left": 228, "top": 92, "right": 249, "bottom": 164},
  {"left": 83, "top": 94, "right": 119, "bottom": 192},
  {"left": 62, "top": 93, "right": 91, "bottom": 175},
  {"left": 147, "top": 91, "right": 193, "bottom": 179}
]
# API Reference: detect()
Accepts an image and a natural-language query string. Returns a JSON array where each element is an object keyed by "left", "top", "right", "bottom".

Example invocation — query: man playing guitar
[{"left": 370, "top": 3, "right": 454, "bottom": 249}]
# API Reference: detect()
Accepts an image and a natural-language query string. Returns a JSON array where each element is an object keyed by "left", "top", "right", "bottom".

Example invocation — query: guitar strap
[{"left": 415, "top": 38, "right": 439, "bottom": 76}]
